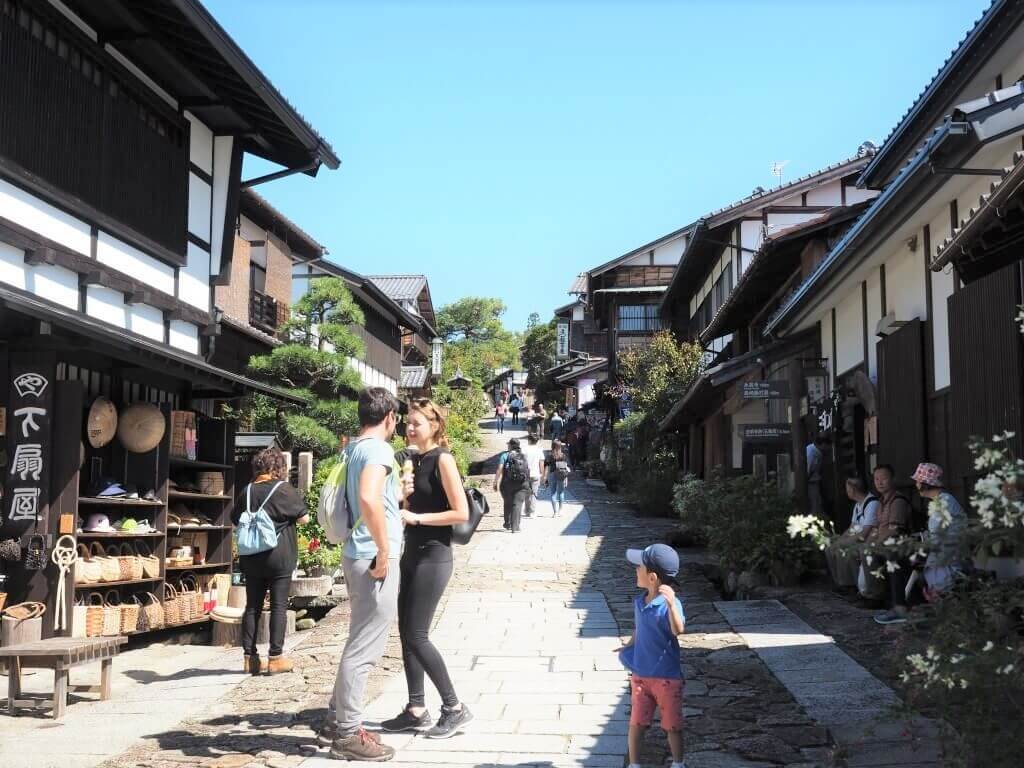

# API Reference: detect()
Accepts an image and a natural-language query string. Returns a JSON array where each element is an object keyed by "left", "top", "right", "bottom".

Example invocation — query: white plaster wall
[
  {"left": 180, "top": 242, "right": 211, "bottom": 311},
  {"left": 0, "top": 178, "right": 91, "bottom": 255},
  {"left": 85, "top": 285, "right": 127, "bottom": 328},
  {"left": 188, "top": 173, "right": 212, "bottom": 243},
  {"left": 96, "top": 232, "right": 175, "bottom": 295},
  {"left": 185, "top": 112, "right": 214, "bottom": 175},
  {"left": 690, "top": 295, "right": 697, "bottom": 318},
  {"left": 169, "top": 320, "right": 200, "bottom": 355},
  {"left": 835, "top": 287, "right": 864, "bottom": 374},
  {"left": 0, "top": 241, "right": 28, "bottom": 290},
  {"left": 820, "top": 310, "right": 834, "bottom": 376},
  {"left": 865, "top": 269, "right": 883, "bottom": 380},
  {"left": 128, "top": 303, "right": 165, "bottom": 342},
  {"left": 578, "top": 377, "right": 597, "bottom": 406},
  {"left": 931, "top": 266, "right": 955, "bottom": 390},
  {"left": 805, "top": 180, "right": 844, "bottom": 207},
  {"left": 845, "top": 185, "right": 877, "bottom": 205},
  {"left": 885, "top": 241, "right": 927, "bottom": 322},
  {"left": 30, "top": 264, "right": 79, "bottom": 309},
  {"left": 572, "top": 305, "right": 584, "bottom": 321},
  {"left": 652, "top": 238, "right": 685, "bottom": 265},
  {"left": 765, "top": 211, "right": 821, "bottom": 232},
  {"left": 239, "top": 215, "right": 265, "bottom": 243},
  {"left": 249, "top": 243, "right": 267, "bottom": 269},
  {"left": 623, "top": 252, "right": 649, "bottom": 267},
  {"left": 210, "top": 135, "right": 235, "bottom": 275}
]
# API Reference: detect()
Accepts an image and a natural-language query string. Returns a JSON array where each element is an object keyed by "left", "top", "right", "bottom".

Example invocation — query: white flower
[
  {"left": 885, "top": 560, "right": 900, "bottom": 573},
  {"left": 997, "top": 664, "right": 1015, "bottom": 675},
  {"left": 983, "top": 641, "right": 994, "bottom": 652}
]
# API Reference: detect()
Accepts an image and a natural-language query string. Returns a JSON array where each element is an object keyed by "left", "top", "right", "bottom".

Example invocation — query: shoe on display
[
  {"left": 381, "top": 707, "right": 433, "bottom": 732},
  {"left": 424, "top": 703, "right": 473, "bottom": 739},
  {"left": 331, "top": 729, "right": 395, "bottom": 761}
]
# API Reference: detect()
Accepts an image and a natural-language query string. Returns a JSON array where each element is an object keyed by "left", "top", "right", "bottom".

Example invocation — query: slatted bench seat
[{"left": 0, "top": 636, "right": 127, "bottom": 719}]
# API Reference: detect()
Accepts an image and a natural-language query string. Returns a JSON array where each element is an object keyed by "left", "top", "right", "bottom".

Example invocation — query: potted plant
[{"left": 297, "top": 537, "right": 340, "bottom": 578}]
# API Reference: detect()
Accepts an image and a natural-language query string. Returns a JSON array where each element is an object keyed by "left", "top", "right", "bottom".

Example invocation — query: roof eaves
[
  {"left": 859, "top": 0, "right": 1019, "bottom": 188},
  {"left": 240, "top": 189, "right": 326, "bottom": 260},
  {"left": 587, "top": 223, "right": 697, "bottom": 277}
]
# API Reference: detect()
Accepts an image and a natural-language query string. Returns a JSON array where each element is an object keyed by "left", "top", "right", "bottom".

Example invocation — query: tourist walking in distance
[
  {"left": 384, "top": 399, "right": 475, "bottom": 738},
  {"left": 322, "top": 387, "right": 412, "bottom": 762},
  {"left": 495, "top": 437, "right": 531, "bottom": 533},
  {"left": 509, "top": 394, "right": 522, "bottom": 425},
  {"left": 549, "top": 408, "right": 565, "bottom": 441},
  {"left": 232, "top": 446, "right": 309, "bottom": 676},
  {"left": 618, "top": 544, "right": 687, "bottom": 768},
  {"left": 495, "top": 400, "right": 508, "bottom": 434},
  {"left": 521, "top": 433, "right": 546, "bottom": 518},
  {"left": 544, "top": 439, "right": 572, "bottom": 516}
]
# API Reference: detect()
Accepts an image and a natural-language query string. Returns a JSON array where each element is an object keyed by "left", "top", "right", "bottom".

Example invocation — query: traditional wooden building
[
  {"left": 766, "top": 0, "right": 1024, "bottom": 508},
  {"left": 0, "top": 0, "right": 336, "bottom": 633},
  {"left": 658, "top": 152, "right": 878, "bottom": 502}
]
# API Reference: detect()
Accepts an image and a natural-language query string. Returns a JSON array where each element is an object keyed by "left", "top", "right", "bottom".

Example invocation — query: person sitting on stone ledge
[{"left": 826, "top": 477, "right": 879, "bottom": 589}]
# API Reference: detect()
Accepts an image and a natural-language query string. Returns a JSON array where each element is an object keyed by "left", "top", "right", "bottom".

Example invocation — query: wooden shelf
[
  {"left": 168, "top": 491, "right": 229, "bottom": 501},
  {"left": 126, "top": 615, "right": 211, "bottom": 635},
  {"left": 77, "top": 531, "right": 165, "bottom": 538},
  {"left": 168, "top": 525, "right": 231, "bottom": 532},
  {"left": 165, "top": 562, "right": 231, "bottom": 571},
  {"left": 170, "top": 457, "right": 233, "bottom": 470},
  {"left": 75, "top": 577, "right": 161, "bottom": 589},
  {"left": 78, "top": 497, "right": 164, "bottom": 507}
]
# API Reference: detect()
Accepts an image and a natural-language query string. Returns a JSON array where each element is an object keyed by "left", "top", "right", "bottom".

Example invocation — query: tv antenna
[{"left": 770, "top": 160, "right": 790, "bottom": 188}]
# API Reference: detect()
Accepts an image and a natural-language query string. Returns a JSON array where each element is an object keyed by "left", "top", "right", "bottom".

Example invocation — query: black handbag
[{"left": 452, "top": 488, "right": 488, "bottom": 545}]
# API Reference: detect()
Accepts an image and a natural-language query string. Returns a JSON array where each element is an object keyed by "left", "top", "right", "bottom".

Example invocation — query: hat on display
[
  {"left": 912, "top": 462, "right": 945, "bottom": 487},
  {"left": 626, "top": 544, "right": 680, "bottom": 581},
  {"left": 117, "top": 403, "right": 165, "bottom": 453},
  {"left": 114, "top": 518, "right": 138, "bottom": 532},
  {"left": 86, "top": 396, "right": 118, "bottom": 448},
  {"left": 84, "top": 513, "right": 114, "bottom": 533},
  {"left": 88, "top": 477, "right": 127, "bottom": 498}
]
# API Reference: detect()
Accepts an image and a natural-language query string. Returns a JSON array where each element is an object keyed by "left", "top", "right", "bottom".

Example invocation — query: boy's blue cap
[{"left": 626, "top": 544, "right": 679, "bottom": 578}]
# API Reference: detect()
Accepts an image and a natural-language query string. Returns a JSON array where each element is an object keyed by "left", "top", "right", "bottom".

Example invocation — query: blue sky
[{"left": 208, "top": 0, "right": 991, "bottom": 332}]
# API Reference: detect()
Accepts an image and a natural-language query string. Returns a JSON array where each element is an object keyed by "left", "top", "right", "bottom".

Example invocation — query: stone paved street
[{"left": 4, "top": 420, "right": 941, "bottom": 768}]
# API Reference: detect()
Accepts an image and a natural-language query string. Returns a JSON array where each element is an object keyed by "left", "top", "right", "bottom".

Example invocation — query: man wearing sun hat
[{"left": 875, "top": 462, "right": 968, "bottom": 625}]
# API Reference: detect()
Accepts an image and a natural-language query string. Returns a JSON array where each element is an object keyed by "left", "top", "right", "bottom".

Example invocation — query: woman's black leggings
[
  {"left": 398, "top": 551, "right": 457, "bottom": 708},
  {"left": 241, "top": 568, "right": 291, "bottom": 657}
]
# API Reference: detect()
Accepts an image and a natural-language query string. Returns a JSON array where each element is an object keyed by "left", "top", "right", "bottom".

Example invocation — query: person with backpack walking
[
  {"left": 544, "top": 440, "right": 572, "bottom": 516},
  {"left": 495, "top": 401, "right": 508, "bottom": 434},
  {"left": 318, "top": 387, "right": 414, "bottom": 762},
  {"left": 494, "top": 438, "right": 531, "bottom": 533},
  {"left": 382, "top": 399, "right": 474, "bottom": 739},
  {"left": 232, "top": 446, "right": 309, "bottom": 676}
]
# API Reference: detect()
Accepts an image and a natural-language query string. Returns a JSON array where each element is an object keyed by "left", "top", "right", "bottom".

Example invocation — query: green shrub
[{"left": 610, "top": 410, "right": 679, "bottom": 516}]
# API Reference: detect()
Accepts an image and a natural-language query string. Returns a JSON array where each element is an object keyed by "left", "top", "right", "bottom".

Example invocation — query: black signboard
[
  {"left": 742, "top": 380, "right": 790, "bottom": 400},
  {"left": 2, "top": 358, "right": 53, "bottom": 541},
  {"left": 740, "top": 423, "right": 792, "bottom": 442}
]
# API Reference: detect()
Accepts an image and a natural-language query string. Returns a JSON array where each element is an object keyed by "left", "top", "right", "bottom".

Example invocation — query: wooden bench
[{"left": 0, "top": 636, "right": 127, "bottom": 719}]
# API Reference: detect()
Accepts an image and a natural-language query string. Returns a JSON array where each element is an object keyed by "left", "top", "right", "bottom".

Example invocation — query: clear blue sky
[{"left": 208, "top": 0, "right": 990, "bottom": 332}]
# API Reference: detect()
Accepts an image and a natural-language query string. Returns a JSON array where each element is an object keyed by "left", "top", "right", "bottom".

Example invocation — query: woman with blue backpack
[{"left": 232, "top": 446, "right": 309, "bottom": 675}]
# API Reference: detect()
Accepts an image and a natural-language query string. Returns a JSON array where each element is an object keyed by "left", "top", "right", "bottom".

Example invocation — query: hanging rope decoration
[{"left": 51, "top": 535, "right": 78, "bottom": 633}]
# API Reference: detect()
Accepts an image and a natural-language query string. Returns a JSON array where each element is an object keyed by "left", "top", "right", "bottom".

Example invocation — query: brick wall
[{"left": 215, "top": 235, "right": 251, "bottom": 323}]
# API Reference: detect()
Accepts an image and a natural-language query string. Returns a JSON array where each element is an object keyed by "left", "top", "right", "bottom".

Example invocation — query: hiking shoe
[
  {"left": 266, "top": 655, "right": 294, "bottom": 674},
  {"left": 874, "top": 610, "right": 908, "bottom": 625},
  {"left": 331, "top": 729, "right": 394, "bottom": 761},
  {"left": 424, "top": 704, "right": 474, "bottom": 739},
  {"left": 381, "top": 707, "right": 433, "bottom": 732},
  {"left": 317, "top": 721, "right": 381, "bottom": 747}
]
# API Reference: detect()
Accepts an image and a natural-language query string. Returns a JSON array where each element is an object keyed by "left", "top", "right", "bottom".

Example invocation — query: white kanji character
[
  {"left": 10, "top": 444, "right": 43, "bottom": 481},
  {"left": 14, "top": 407, "right": 46, "bottom": 438},
  {"left": 9, "top": 487, "right": 39, "bottom": 521}
]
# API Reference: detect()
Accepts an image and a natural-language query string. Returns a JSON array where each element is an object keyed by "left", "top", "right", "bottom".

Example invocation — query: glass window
[{"left": 617, "top": 304, "right": 661, "bottom": 332}]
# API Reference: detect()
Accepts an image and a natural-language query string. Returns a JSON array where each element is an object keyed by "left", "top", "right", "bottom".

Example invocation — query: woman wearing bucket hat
[{"left": 875, "top": 463, "right": 968, "bottom": 625}]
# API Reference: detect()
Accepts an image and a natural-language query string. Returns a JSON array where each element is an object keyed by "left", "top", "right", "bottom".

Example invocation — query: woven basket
[
  {"left": 93, "top": 543, "right": 121, "bottom": 583},
  {"left": 102, "top": 591, "right": 121, "bottom": 636},
  {"left": 140, "top": 592, "right": 164, "bottom": 631},
  {"left": 181, "top": 574, "right": 204, "bottom": 617},
  {"left": 177, "top": 577, "right": 196, "bottom": 622},
  {"left": 118, "top": 543, "right": 144, "bottom": 581},
  {"left": 197, "top": 471, "right": 224, "bottom": 496},
  {"left": 120, "top": 595, "right": 141, "bottom": 634},
  {"left": 0, "top": 593, "right": 6, "bottom": 614},
  {"left": 75, "top": 543, "right": 102, "bottom": 584},
  {"left": 85, "top": 593, "right": 105, "bottom": 637},
  {"left": 163, "top": 583, "right": 182, "bottom": 626},
  {"left": 136, "top": 541, "right": 160, "bottom": 579}
]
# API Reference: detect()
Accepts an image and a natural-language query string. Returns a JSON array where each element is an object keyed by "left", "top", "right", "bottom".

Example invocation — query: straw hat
[
  {"left": 117, "top": 403, "right": 166, "bottom": 454},
  {"left": 86, "top": 396, "right": 118, "bottom": 448}
]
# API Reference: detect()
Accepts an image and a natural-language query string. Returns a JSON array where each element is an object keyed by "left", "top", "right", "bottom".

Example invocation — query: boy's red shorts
[{"left": 630, "top": 675, "right": 684, "bottom": 731}]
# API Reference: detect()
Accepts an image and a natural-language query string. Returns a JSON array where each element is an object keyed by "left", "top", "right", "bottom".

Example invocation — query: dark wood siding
[
  {"left": 876, "top": 318, "right": 926, "bottom": 485},
  {"left": 948, "top": 262, "right": 1024, "bottom": 498},
  {"left": 0, "top": 1, "right": 188, "bottom": 255},
  {"left": 351, "top": 300, "right": 402, "bottom": 382}
]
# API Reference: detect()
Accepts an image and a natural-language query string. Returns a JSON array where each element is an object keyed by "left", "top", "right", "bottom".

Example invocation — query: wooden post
[
  {"left": 53, "top": 660, "right": 67, "bottom": 720},
  {"left": 298, "top": 452, "right": 313, "bottom": 493},
  {"left": 790, "top": 359, "right": 807, "bottom": 514}
]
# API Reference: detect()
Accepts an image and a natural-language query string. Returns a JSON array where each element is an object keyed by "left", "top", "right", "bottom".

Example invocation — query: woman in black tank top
[{"left": 382, "top": 399, "right": 474, "bottom": 738}]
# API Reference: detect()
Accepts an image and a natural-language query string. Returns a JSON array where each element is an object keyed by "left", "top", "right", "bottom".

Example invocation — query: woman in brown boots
[{"left": 232, "top": 446, "right": 308, "bottom": 675}]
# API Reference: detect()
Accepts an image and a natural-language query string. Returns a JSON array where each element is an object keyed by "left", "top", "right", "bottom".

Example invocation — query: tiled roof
[
  {"left": 366, "top": 275, "right": 428, "bottom": 301},
  {"left": 569, "top": 273, "right": 588, "bottom": 294},
  {"left": 400, "top": 366, "right": 429, "bottom": 389}
]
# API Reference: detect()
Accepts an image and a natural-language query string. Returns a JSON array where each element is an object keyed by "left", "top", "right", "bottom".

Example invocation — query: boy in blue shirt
[{"left": 618, "top": 543, "right": 687, "bottom": 768}]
